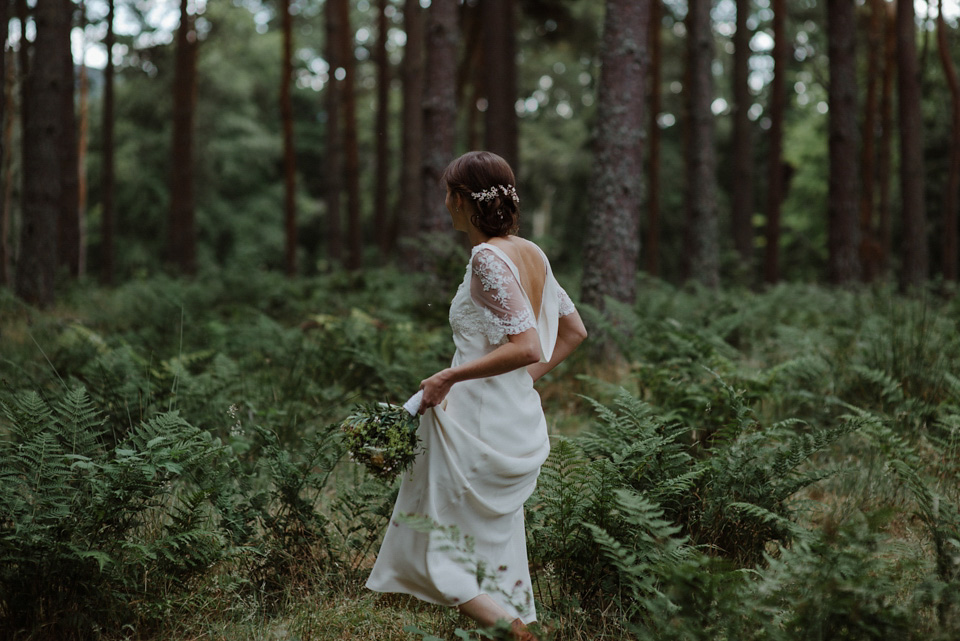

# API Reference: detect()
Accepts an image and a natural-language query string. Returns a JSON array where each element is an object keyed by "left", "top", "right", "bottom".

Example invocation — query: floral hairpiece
[{"left": 471, "top": 184, "right": 519, "bottom": 204}]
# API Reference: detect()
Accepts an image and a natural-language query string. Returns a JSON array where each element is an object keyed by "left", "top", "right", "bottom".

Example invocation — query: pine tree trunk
[
  {"left": 482, "top": 0, "right": 518, "bottom": 171},
  {"left": 335, "top": 0, "right": 362, "bottom": 270},
  {"left": 897, "top": 0, "right": 928, "bottom": 288},
  {"left": 645, "top": 0, "right": 661, "bottom": 277},
  {"left": 168, "top": 0, "right": 197, "bottom": 275},
  {"left": 419, "top": 0, "right": 458, "bottom": 237},
  {"left": 374, "top": 0, "right": 390, "bottom": 256},
  {"left": 827, "top": 0, "right": 861, "bottom": 284},
  {"left": 324, "top": 0, "right": 343, "bottom": 264},
  {"left": 878, "top": 3, "right": 896, "bottom": 274},
  {"left": 581, "top": 0, "right": 649, "bottom": 310},
  {"left": 396, "top": 0, "right": 424, "bottom": 266},
  {"left": 459, "top": 5, "right": 483, "bottom": 150},
  {"left": 281, "top": 0, "right": 297, "bottom": 276},
  {"left": 57, "top": 0, "right": 80, "bottom": 278},
  {"left": 764, "top": 0, "right": 787, "bottom": 284},
  {"left": 937, "top": 0, "right": 959, "bottom": 282},
  {"left": 859, "top": 0, "right": 883, "bottom": 281},
  {"left": 731, "top": 0, "right": 754, "bottom": 269},
  {"left": 684, "top": 0, "right": 718, "bottom": 287},
  {"left": 17, "top": 0, "right": 65, "bottom": 306},
  {"left": 101, "top": 0, "right": 115, "bottom": 284},
  {"left": 0, "top": 0, "right": 9, "bottom": 287},
  {"left": 76, "top": 0, "right": 88, "bottom": 276}
]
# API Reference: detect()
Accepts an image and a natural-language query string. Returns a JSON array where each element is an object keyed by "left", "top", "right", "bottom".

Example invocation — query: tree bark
[
  {"left": 645, "top": 0, "right": 661, "bottom": 277},
  {"left": 731, "top": 0, "right": 754, "bottom": 269},
  {"left": 482, "top": 0, "right": 518, "bottom": 171},
  {"left": 374, "top": 0, "right": 391, "bottom": 256},
  {"left": 324, "top": 0, "right": 343, "bottom": 264},
  {"left": 281, "top": 0, "right": 297, "bottom": 276},
  {"left": 581, "top": 0, "right": 649, "bottom": 310},
  {"left": 764, "top": 0, "right": 786, "bottom": 284},
  {"left": 168, "top": 0, "right": 198, "bottom": 275},
  {"left": 684, "top": 0, "right": 718, "bottom": 287},
  {"left": 897, "top": 0, "right": 928, "bottom": 288},
  {"left": 335, "top": 0, "right": 362, "bottom": 270},
  {"left": 859, "top": 0, "right": 884, "bottom": 281},
  {"left": 396, "top": 0, "right": 424, "bottom": 265},
  {"left": 76, "top": 0, "right": 88, "bottom": 276},
  {"left": 17, "top": 0, "right": 66, "bottom": 306},
  {"left": 419, "top": 0, "right": 458, "bottom": 237},
  {"left": 57, "top": 0, "right": 80, "bottom": 278},
  {"left": 101, "top": 0, "right": 115, "bottom": 284},
  {"left": 0, "top": 0, "right": 9, "bottom": 287},
  {"left": 826, "top": 0, "right": 861, "bottom": 284},
  {"left": 937, "top": 0, "right": 959, "bottom": 282},
  {"left": 878, "top": 2, "right": 896, "bottom": 274}
]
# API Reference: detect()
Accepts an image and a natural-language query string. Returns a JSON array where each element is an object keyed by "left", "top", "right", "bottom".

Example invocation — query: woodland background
[
  {"left": 5, "top": 0, "right": 960, "bottom": 303},
  {"left": 3, "top": 1, "right": 960, "bottom": 640}
]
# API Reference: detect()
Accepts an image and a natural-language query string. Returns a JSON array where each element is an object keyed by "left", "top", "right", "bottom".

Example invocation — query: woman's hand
[{"left": 418, "top": 368, "right": 455, "bottom": 414}]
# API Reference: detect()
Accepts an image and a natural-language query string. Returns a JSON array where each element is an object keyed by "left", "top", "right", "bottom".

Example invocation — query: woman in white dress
[{"left": 366, "top": 151, "right": 587, "bottom": 641}]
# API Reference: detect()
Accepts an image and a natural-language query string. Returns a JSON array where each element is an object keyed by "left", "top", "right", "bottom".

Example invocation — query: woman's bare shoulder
[{"left": 485, "top": 236, "right": 542, "bottom": 265}]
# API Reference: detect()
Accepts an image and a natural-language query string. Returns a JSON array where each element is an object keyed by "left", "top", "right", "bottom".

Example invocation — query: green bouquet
[{"left": 341, "top": 401, "right": 423, "bottom": 482}]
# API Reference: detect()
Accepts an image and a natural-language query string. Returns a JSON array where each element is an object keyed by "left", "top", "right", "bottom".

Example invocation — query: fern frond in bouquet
[{"left": 341, "top": 401, "right": 422, "bottom": 482}]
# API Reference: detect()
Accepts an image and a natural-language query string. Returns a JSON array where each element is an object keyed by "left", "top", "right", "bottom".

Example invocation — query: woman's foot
[{"left": 510, "top": 618, "right": 540, "bottom": 641}]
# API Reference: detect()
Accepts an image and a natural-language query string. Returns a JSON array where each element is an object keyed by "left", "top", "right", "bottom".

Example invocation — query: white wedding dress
[{"left": 366, "top": 241, "right": 576, "bottom": 623}]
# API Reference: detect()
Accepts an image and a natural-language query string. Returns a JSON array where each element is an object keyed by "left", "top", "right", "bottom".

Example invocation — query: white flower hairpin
[{"left": 471, "top": 184, "right": 520, "bottom": 204}]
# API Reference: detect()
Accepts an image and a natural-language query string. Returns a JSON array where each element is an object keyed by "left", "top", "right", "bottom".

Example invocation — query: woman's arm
[
  {"left": 417, "top": 328, "right": 541, "bottom": 414},
  {"left": 527, "top": 311, "right": 588, "bottom": 383}
]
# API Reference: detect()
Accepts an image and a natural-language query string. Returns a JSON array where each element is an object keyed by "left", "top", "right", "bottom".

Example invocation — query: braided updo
[{"left": 442, "top": 151, "right": 520, "bottom": 237}]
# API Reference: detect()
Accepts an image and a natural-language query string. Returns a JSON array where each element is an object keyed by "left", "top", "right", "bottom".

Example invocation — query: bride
[{"left": 366, "top": 151, "right": 588, "bottom": 641}]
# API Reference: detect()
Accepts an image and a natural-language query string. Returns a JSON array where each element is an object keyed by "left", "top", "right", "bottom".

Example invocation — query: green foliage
[
  {"left": 0, "top": 387, "right": 236, "bottom": 637},
  {"left": 6, "top": 275, "right": 960, "bottom": 639}
]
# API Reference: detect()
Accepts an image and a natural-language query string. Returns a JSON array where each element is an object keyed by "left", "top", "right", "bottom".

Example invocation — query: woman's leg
[{"left": 457, "top": 594, "right": 538, "bottom": 641}]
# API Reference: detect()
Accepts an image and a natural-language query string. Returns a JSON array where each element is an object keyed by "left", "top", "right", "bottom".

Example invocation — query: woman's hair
[{"left": 442, "top": 151, "right": 520, "bottom": 237}]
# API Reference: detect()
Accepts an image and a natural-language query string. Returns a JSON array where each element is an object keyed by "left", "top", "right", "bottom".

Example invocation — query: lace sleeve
[
  {"left": 557, "top": 284, "right": 577, "bottom": 317},
  {"left": 470, "top": 248, "right": 537, "bottom": 345}
]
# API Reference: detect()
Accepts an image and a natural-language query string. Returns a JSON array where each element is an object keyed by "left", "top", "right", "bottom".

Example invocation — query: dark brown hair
[{"left": 442, "top": 151, "right": 520, "bottom": 237}]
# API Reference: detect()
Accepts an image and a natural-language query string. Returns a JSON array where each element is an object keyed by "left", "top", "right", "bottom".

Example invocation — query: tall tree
[
  {"left": 17, "top": 0, "right": 67, "bottom": 306},
  {"left": 826, "top": 0, "right": 861, "bottom": 283},
  {"left": 684, "top": 0, "right": 718, "bottom": 287},
  {"left": 0, "top": 0, "right": 10, "bottom": 287},
  {"left": 57, "top": 0, "right": 80, "bottom": 277},
  {"left": 897, "top": 0, "right": 928, "bottom": 288},
  {"left": 937, "top": 0, "right": 959, "bottom": 282},
  {"left": 482, "top": 0, "right": 518, "bottom": 171},
  {"left": 373, "top": 0, "right": 391, "bottom": 255},
  {"left": 168, "top": 0, "right": 198, "bottom": 275},
  {"left": 859, "top": 0, "right": 884, "bottom": 281},
  {"left": 731, "top": 0, "right": 754, "bottom": 269},
  {"left": 101, "top": 0, "right": 115, "bottom": 284},
  {"left": 645, "top": 0, "right": 662, "bottom": 277},
  {"left": 764, "top": 0, "right": 787, "bottom": 284},
  {"left": 877, "top": 1, "right": 896, "bottom": 274},
  {"left": 396, "top": 0, "right": 424, "bottom": 265},
  {"left": 324, "top": 0, "right": 343, "bottom": 263},
  {"left": 280, "top": 0, "right": 297, "bottom": 275},
  {"left": 335, "top": 0, "right": 362, "bottom": 270},
  {"left": 581, "top": 0, "right": 649, "bottom": 310},
  {"left": 76, "top": 0, "right": 89, "bottom": 276},
  {"left": 419, "top": 0, "right": 458, "bottom": 237}
]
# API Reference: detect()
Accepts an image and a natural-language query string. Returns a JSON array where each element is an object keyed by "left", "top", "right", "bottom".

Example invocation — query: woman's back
[{"left": 484, "top": 236, "right": 546, "bottom": 320}]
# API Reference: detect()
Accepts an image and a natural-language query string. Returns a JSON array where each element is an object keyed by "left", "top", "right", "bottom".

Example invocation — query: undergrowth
[{"left": 1, "top": 272, "right": 960, "bottom": 639}]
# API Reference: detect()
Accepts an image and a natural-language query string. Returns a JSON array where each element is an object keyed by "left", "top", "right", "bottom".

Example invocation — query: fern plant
[{"left": 0, "top": 387, "right": 238, "bottom": 637}]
